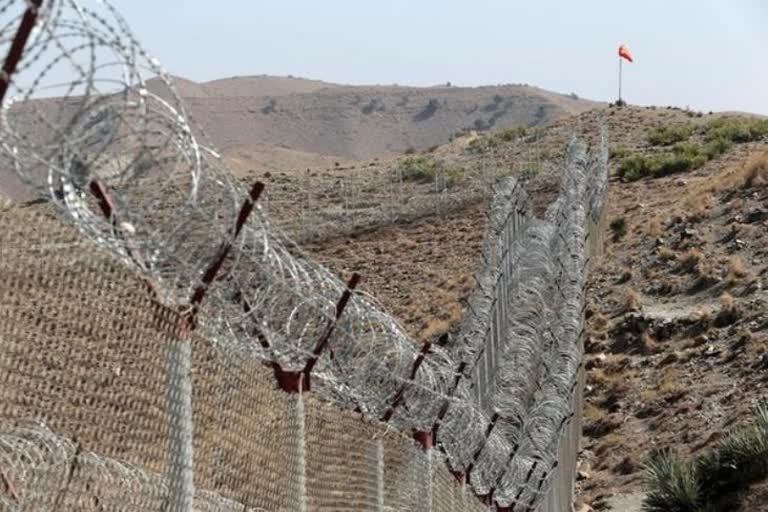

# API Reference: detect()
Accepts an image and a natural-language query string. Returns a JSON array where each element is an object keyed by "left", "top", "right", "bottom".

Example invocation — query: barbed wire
[{"left": 0, "top": 1, "right": 608, "bottom": 510}]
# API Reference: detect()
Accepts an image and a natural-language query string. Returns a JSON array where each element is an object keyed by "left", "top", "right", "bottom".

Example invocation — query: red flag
[{"left": 618, "top": 44, "right": 633, "bottom": 63}]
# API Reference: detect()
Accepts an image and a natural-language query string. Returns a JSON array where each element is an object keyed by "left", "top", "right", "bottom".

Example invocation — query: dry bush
[
  {"left": 591, "top": 312, "right": 609, "bottom": 331},
  {"left": 418, "top": 318, "right": 452, "bottom": 341},
  {"left": 743, "top": 151, "right": 768, "bottom": 188},
  {"left": 640, "top": 330, "right": 659, "bottom": 354},
  {"left": 657, "top": 246, "right": 677, "bottom": 261},
  {"left": 584, "top": 402, "right": 606, "bottom": 423},
  {"left": 623, "top": 288, "right": 641, "bottom": 312},
  {"left": 726, "top": 255, "right": 749, "bottom": 282},
  {"left": 719, "top": 292, "right": 736, "bottom": 312},
  {"left": 678, "top": 248, "right": 703, "bottom": 273},
  {"left": 646, "top": 216, "right": 664, "bottom": 237}
]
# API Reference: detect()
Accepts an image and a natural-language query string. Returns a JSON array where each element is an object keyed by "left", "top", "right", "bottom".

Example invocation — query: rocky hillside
[{"left": 245, "top": 105, "right": 768, "bottom": 510}]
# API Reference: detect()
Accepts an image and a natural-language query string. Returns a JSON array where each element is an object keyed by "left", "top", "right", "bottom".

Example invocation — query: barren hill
[
  {"left": 146, "top": 75, "right": 598, "bottom": 170},
  {"left": 0, "top": 76, "right": 598, "bottom": 201},
  {"left": 181, "top": 79, "right": 597, "bottom": 167}
]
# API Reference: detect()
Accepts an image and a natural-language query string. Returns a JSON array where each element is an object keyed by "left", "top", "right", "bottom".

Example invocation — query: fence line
[{"left": 0, "top": 1, "right": 607, "bottom": 510}]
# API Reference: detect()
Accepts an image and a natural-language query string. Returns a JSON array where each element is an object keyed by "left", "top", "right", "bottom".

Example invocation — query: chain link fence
[{"left": 0, "top": 1, "right": 607, "bottom": 511}]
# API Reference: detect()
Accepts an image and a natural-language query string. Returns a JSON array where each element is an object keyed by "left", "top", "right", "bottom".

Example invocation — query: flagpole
[{"left": 618, "top": 57, "right": 622, "bottom": 103}]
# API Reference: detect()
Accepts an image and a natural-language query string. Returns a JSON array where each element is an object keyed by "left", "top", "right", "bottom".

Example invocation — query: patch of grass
[
  {"left": 648, "top": 124, "right": 694, "bottom": 146},
  {"left": 643, "top": 400, "right": 768, "bottom": 512},
  {"left": 617, "top": 153, "right": 702, "bottom": 181}
]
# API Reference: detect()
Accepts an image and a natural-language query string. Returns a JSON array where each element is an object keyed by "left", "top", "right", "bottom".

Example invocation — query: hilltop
[{"left": 147, "top": 74, "right": 598, "bottom": 171}]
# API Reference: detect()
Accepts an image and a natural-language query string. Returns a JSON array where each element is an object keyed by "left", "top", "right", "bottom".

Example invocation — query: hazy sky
[{"left": 116, "top": 1, "right": 768, "bottom": 114}]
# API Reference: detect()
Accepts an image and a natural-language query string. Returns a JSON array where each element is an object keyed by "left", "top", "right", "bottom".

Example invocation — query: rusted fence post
[{"left": 0, "top": 0, "right": 42, "bottom": 105}]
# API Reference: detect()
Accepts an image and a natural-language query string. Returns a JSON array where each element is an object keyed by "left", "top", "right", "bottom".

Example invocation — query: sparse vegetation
[
  {"left": 648, "top": 124, "right": 694, "bottom": 146},
  {"left": 643, "top": 401, "right": 768, "bottom": 512},
  {"left": 617, "top": 152, "right": 703, "bottom": 181},
  {"left": 703, "top": 116, "right": 768, "bottom": 144}
]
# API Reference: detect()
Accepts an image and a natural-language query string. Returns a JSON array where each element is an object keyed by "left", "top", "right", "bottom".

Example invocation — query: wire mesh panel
[
  {"left": 0, "top": 206, "right": 172, "bottom": 472},
  {"left": 381, "top": 433, "right": 427, "bottom": 511},
  {"left": 304, "top": 400, "right": 381, "bottom": 511},
  {"left": 189, "top": 334, "right": 298, "bottom": 511}
]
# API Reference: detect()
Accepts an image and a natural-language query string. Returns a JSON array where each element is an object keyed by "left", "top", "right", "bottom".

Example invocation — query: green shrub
[
  {"left": 696, "top": 404, "right": 768, "bottom": 504},
  {"left": 497, "top": 126, "right": 528, "bottom": 142},
  {"left": 467, "top": 135, "right": 499, "bottom": 153},
  {"left": 610, "top": 145, "right": 631, "bottom": 160},
  {"left": 701, "top": 136, "right": 733, "bottom": 159},
  {"left": 642, "top": 449, "right": 701, "bottom": 512},
  {"left": 648, "top": 124, "right": 694, "bottom": 146},
  {"left": 609, "top": 216, "right": 627, "bottom": 241},
  {"left": 642, "top": 400, "right": 768, "bottom": 512},
  {"left": 704, "top": 117, "right": 768, "bottom": 143},
  {"left": 466, "top": 126, "right": 529, "bottom": 153},
  {"left": 617, "top": 153, "right": 702, "bottom": 181},
  {"left": 397, "top": 156, "right": 438, "bottom": 183}
]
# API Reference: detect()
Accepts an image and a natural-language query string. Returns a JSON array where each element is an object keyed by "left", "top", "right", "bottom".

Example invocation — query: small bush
[
  {"left": 466, "top": 126, "right": 528, "bottom": 153},
  {"left": 648, "top": 124, "right": 694, "bottom": 146},
  {"left": 701, "top": 136, "right": 733, "bottom": 160},
  {"left": 609, "top": 145, "right": 631, "bottom": 160},
  {"left": 643, "top": 449, "right": 701, "bottom": 512},
  {"left": 609, "top": 217, "right": 627, "bottom": 241},
  {"left": 497, "top": 126, "right": 528, "bottom": 142},
  {"left": 743, "top": 151, "right": 768, "bottom": 188},
  {"left": 397, "top": 156, "right": 438, "bottom": 183}
]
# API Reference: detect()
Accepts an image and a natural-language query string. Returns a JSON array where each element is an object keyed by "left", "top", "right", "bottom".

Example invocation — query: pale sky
[{"left": 115, "top": 1, "right": 767, "bottom": 114}]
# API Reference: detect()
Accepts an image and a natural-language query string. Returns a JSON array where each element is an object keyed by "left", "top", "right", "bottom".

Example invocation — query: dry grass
[
  {"left": 743, "top": 151, "right": 768, "bottom": 188},
  {"left": 719, "top": 292, "right": 736, "bottom": 312},
  {"left": 657, "top": 246, "right": 677, "bottom": 261},
  {"left": 584, "top": 402, "right": 607, "bottom": 423},
  {"left": 623, "top": 288, "right": 641, "bottom": 312},
  {"left": 726, "top": 255, "right": 749, "bottom": 282},
  {"left": 640, "top": 330, "right": 659, "bottom": 354},
  {"left": 641, "top": 368, "right": 685, "bottom": 404},
  {"left": 678, "top": 248, "right": 703, "bottom": 273},
  {"left": 591, "top": 312, "right": 609, "bottom": 331},
  {"left": 646, "top": 216, "right": 664, "bottom": 237}
]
